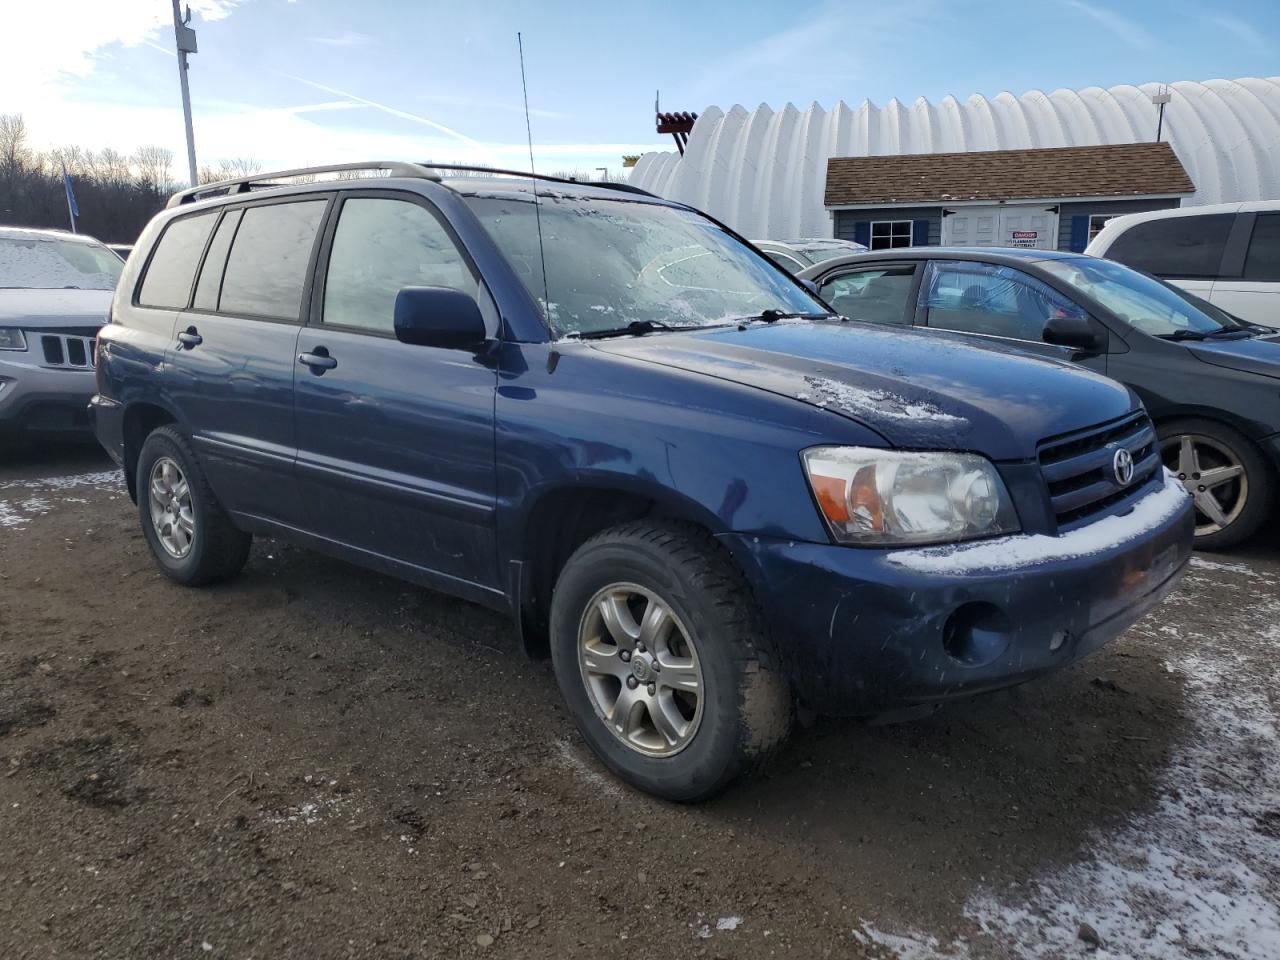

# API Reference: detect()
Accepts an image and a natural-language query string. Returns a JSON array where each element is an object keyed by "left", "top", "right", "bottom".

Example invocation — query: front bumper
[
  {"left": 723, "top": 474, "right": 1194, "bottom": 716},
  {"left": 0, "top": 350, "right": 97, "bottom": 434}
]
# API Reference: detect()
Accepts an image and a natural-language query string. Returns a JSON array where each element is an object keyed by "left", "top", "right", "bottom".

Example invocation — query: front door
[
  {"left": 292, "top": 192, "right": 500, "bottom": 589},
  {"left": 942, "top": 205, "right": 1060, "bottom": 250}
]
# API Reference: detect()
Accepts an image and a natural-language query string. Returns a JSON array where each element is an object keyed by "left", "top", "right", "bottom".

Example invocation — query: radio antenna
[{"left": 517, "top": 32, "right": 551, "bottom": 320}]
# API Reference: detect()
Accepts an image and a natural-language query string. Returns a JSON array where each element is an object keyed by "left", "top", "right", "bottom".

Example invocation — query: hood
[
  {"left": 590, "top": 320, "right": 1135, "bottom": 461},
  {"left": 0, "top": 287, "right": 113, "bottom": 329},
  {"left": 1188, "top": 335, "right": 1280, "bottom": 381}
]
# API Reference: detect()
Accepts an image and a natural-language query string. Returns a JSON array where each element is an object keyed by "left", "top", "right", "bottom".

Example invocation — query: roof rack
[
  {"left": 166, "top": 161, "right": 442, "bottom": 207},
  {"left": 167, "top": 160, "right": 657, "bottom": 207}
]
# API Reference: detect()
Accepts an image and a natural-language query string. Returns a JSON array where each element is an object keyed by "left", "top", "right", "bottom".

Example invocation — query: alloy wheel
[
  {"left": 148, "top": 456, "right": 196, "bottom": 559},
  {"left": 577, "top": 582, "right": 704, "bottom": 758},
  {"left": 1160, "top": 433, "right": 1247, "bottom": 537}
]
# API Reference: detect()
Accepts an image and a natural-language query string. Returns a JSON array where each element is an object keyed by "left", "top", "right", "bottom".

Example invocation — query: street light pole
[{"left": 171, "top": 0, "right": 199, "bottom": 187}]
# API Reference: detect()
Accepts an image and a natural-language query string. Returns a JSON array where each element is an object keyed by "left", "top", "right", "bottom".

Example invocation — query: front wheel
[
  {"left": 549, "top": 521, "right": 792, "bottom": 802},
  {"left": 1158, "top": 418, "right": 1273, "bottom": 550}
]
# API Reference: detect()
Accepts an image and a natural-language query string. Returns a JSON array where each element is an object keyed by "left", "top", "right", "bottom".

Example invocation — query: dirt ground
[{"left": 1, "top": 444, "right": 1277, "bottom": 960}]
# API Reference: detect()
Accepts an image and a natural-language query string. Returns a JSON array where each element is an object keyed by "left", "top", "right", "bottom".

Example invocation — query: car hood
[
  {"left": 589, "top": 320, "right": 1136, "bottom": 460},
  {"left": 0, "top": 287, "right": 113, "bottom": 328},
  {"left": 1188, "top": 335, "right": 1280, "bottom": 381}
]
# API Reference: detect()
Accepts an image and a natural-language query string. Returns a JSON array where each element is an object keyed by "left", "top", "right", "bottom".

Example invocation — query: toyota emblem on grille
[{"left": 1112, "top": 447, "right": 1134, "bottom": 487}]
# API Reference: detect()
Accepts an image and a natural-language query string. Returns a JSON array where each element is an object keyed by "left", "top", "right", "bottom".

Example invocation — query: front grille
[
  {"left": 1037, "top": 411, "right": 1161, "bottom": 530},
  {"left": 39, "top": 334, "right": 96, "bottom": 370}
]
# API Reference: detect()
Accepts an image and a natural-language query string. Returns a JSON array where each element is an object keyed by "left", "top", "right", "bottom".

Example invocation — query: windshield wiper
[
  {"left": 1202, "top": 327, "right": 1256, "bottom": 340},
  {"left": 574, "top": 319, "right": 698, "bottom": 340},
  {"left": 1157, "top": 329, "right": 1209, "bottom": 341},
  {"left": 734, "top": 309, "right": 834, "bottom": 325}
]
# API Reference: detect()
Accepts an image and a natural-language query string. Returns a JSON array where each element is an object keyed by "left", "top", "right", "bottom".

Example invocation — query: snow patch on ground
[
  {"left": 716, "top": 916, "right": 743, "bottom": 931},
  {"left": 798, "top": 375, "right": 967, "bottom": 426},
  {"left": 862, "top": 559, "right": 1280, "bottom": 959},
  {"left": 887, "top": 472, "right": 1190, "bottom": 575},
  {"left": 0, "top": 469, "right": 124, "bottom": 528},
  {"left": 555, "top": 739, "right": 627, "bottom": 801}
]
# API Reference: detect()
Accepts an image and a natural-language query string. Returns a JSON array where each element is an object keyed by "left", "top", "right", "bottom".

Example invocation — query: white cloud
[
  {"left": 1057, "top": 0, "right": 1156, "bottom": 50},
  {"left": 1209, "top": 14, "right": 1273, "bottom": 53},
  {"left": 0, "top": 0, "right": 244, "bottom": 90},
  {"left": 309, "top": 31, "right": 374, "bottom": 47}
]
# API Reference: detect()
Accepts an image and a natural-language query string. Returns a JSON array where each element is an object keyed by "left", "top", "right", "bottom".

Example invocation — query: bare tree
[
  {"left": 0, "top": 114, "right": 29, "bottom": 175},
  {"left": 133, "top": 146, "right": 174, "bottom": 191},
  {"left": 198, "top": 157, "right": 262, "bottom": 184}
]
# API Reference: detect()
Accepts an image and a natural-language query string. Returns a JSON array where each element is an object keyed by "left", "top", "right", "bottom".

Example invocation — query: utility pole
[
  {"left": 1152, "top": 85, "right": 1171, "bottom": 142},
  {"left": 171, "top": 0, "right": 199, "bottom": 187}
]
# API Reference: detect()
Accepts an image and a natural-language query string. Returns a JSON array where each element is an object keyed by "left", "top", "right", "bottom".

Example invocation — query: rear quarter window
[
  {"left": 1105, "top": 213, "right": 1234, "bottom": 280},
  {"left": 137, "top": 213, "right": 217, "bottom": 308}
]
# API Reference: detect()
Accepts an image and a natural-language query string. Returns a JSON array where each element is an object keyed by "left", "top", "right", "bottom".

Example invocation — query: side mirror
[
  {"left": 1043, "top": 314, "right": 1105, "bottom": 354},
  {"left": 394, "top": 286, "right": 487, "bottom": 350}
]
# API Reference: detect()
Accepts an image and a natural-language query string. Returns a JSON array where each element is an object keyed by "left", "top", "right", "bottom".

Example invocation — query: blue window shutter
[
  {"left": 853, "top": 221, "right": 871, "bottom": 247},
  {"left": 1069, "top": 215, "right": 1089, "bottom": 252},
  {"left": 912, "top": 219, "right": 930, "bottom": 246}
]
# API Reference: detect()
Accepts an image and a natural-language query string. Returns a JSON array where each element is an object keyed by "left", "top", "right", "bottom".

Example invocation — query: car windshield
[
  {"left": 0, "top": 236, "right": 123, "bottom": 291},
  {"left": 1039, "top": 256, "right": 1244, "bottom": 337},
  {"left": 463, "top": 192, "right": 825, "bottom": 336}
]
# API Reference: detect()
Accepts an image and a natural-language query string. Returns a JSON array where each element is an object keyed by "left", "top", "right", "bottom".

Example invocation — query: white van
[{"left": 1086, "top": 201, "right": 1280, "bottom": 327}]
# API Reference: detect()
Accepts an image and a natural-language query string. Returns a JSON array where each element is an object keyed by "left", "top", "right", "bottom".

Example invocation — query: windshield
[
  {"left": 463, "top": 193, "right": 825, "bottom": 336},
  {"left": 0, "top": 236, "right": 123, "bottom": 291},
  {"left": 1039, "top": 256, "right": 1243, "bottom": 338}
]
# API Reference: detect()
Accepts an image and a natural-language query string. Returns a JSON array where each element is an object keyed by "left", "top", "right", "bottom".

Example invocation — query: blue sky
[{"left": 2, "top": 0, "right": 1277, "bottom": 183}]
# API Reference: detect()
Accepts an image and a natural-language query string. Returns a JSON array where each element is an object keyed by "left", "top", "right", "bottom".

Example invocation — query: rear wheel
[
  {"left": 137, "top": 426, "right": 251, "bottom": 585},
  {"left": 550, "top": 520, "right": 792, "bottom": 801},
  {"left": 1158, "top": 418, "right": 1272, "bottom": 550}
]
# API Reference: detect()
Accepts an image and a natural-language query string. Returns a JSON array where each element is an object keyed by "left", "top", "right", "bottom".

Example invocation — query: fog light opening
[{"left": 942, "top": 602, "right": 1012, "bottom": 666}]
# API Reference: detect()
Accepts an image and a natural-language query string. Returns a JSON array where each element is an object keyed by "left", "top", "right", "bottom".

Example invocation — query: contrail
[{"left": 289, "top": 75, "right": 481, "bottom": 149}]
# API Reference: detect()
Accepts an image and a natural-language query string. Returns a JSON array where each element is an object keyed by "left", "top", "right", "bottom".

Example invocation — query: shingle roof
[{"left": 824, "top": 142, "right": 1194, "bottom": 207}]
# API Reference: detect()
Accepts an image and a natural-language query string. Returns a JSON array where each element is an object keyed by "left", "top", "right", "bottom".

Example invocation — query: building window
[
  {"left": 1088, "top": 214, "right": 1115, "bottom": 243},
  {"left": 870, "top": 220, "right": 914, "bottom": 250}
]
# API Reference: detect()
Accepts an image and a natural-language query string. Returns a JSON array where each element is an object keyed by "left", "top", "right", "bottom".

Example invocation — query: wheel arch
[
  {"left": 121, "top": 400, "right": 182, "bottom": 502},
  {"left": 510, "top": 478, "right": 732, "bottom": 659}
]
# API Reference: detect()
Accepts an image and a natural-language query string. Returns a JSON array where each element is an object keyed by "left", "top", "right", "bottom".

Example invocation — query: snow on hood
[
  {"left": 0, "top": 287, "right": 113, "bottom": 329},
  {"left": 591, "top": 319, "right": 1136, "bottom": 460}
]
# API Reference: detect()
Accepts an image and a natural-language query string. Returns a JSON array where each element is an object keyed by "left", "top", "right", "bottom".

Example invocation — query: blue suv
[{"left": 91, "top": 162, "right": 1194, "bottom": 800}]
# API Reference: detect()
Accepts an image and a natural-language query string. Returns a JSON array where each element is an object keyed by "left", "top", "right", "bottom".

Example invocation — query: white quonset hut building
[{"left": 629, "top": 77, "right": 1280, "bottom": 252}]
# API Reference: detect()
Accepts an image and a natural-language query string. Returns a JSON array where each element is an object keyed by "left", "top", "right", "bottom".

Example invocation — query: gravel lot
[{"left": 1, "top": 445, "right": 1277, "bottom": 960}]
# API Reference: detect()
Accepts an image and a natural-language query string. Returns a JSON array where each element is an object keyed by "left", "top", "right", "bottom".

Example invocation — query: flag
[{"left": 62, "top": 162, "right": 80, "bottom": 220}]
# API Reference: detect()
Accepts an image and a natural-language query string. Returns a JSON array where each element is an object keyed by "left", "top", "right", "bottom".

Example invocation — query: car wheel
[
  {"left": 549, "top": 520, "right": 792, "bottom": 802},
  {"left": 136, "top": 425, "right": 251, "bottom": 585},
  {"left": 1158, "top": 418, "right": 1273, "bottom": 550}
]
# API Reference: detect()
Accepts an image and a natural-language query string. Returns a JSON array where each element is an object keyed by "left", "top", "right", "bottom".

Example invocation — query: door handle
[
  {"left": 176, "top": 326, "right": 202, "bottom": 349},
  {"left": 298, "top": 348, "right": 337, "bottom": 373}
]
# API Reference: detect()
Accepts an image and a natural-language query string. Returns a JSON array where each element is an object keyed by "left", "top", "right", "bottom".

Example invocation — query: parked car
[
  {"left": 0, "top": 226, "right": 121, "bottom": 438},
  {"left": 755, "top": 238, "right": 867, "bottom": 274},
  {"left": 799, "top": 247, "right": 1280, "bottom": 548},
  {"left": 107, "top": 243, "right": 134, "bottom": 260},
  {"left": 92, "top": 163, "right": 1192, "bottom": 800},
  {"left": 1086, "top": 201, "right": 1279, "bottom": 327}
]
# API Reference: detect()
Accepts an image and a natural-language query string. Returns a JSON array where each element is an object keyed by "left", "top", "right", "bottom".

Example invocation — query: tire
[
  {"left": 549, "top": 520, "right": 792, "bottom": 802},
  {"left": 136, "top": 425, "right": 251, "bottom": 586},
  {"left": 1158, "top": 417, "right": 1273, "bottom": 550}
]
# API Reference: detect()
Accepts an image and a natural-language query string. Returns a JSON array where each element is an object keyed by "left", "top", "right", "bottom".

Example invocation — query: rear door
[
  {"left": 168, "top": 196, "right": 329, "bottom": 526},
  {"left": 814, "top": 262, "right": 919, "bottom": 325},
  {"left": 293, "top": 191, "right": 500, "bottom": 589},
  {"left": 1209, "top": 211, "right": 1280, "bottom": 326}
]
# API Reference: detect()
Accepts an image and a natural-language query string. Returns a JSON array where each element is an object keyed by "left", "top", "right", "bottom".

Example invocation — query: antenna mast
[{"left": 517, "top": 32, "right": 551, "bottom": 318}]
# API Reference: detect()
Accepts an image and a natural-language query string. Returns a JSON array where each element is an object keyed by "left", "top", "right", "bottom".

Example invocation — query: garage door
[{"left": 942, "top": 205, "right": 1059, "bottom": 249}]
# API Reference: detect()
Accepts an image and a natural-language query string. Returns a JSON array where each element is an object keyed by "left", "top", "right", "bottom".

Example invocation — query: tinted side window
[
  {"left": 138, "top": 213, "right": 216, "bottom": 308},
  {"left": 1244, "top": 213, "right": 1280, "bottom": 282},
  {"left": 192, "top": 209, "right": 242, "bottom": 311},
  {"left": 820, "top": 266, "right": 915, "bottom": 325},
  {"left": 219, "top": 200, "right": 326, "bottom": 319},
  {"left": 322, "top": 197, "right": 477, "bottom": 333},
  {"left": 922, "top": 260, "right": 1085, "bottom": 341},
  {"left": 1106, "top": 214, "right": 1234, "bottom": 279}
]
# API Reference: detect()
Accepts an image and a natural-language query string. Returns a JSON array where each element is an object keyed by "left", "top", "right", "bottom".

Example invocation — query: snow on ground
[
  {"left": 860, "top": 558, "right": 1280, "bottom": 959},
  {"left": 0, "top": 469, "right": 123, "bottom": 528}
]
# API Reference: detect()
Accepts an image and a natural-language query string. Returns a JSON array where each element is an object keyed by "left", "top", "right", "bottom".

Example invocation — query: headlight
[
  {"left": 802, "top": 446, "right": 1020, "bottom": 546},
  {"left": 0, "top": 328, "right": 26, "bottom": 350}
]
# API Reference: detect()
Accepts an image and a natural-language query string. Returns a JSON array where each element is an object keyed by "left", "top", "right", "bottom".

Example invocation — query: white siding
[{"left": 629, "top": 77, "right": 1280, "bottom": 239}]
